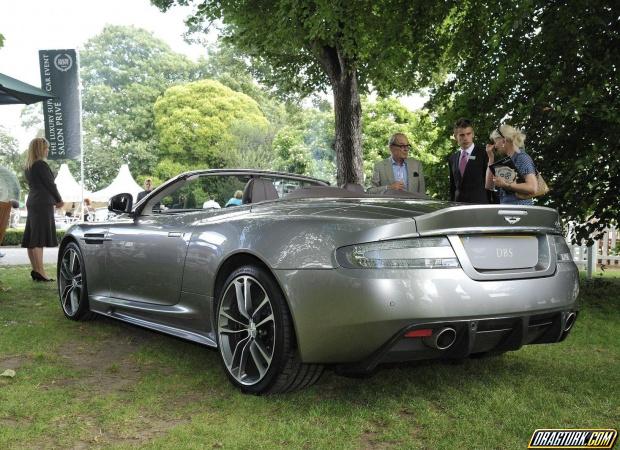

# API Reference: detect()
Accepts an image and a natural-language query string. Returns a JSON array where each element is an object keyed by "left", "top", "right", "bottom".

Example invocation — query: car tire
[
  {"left": 215, "top": 265, "right": 323, "bottom": 394},
  {"left": 57, "top": 242, "right": 96, "bottom": 321}
]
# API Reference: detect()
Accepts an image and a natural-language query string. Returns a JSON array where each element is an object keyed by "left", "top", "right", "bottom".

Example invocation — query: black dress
[{"left": 21, "top": 160, "right": 63, "bottom": 248}]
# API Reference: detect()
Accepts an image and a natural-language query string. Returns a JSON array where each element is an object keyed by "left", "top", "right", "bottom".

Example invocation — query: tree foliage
[
  {"left": 428, "top": 0, "right": 619, "bottom": 242},
  {"left": 153, "top": 79, "right": 269, "bottom": 176},
  {"left": 0, "top": 126, "right": 25, "bottom": 190},
  {"left": 197, "top": 42, "right": 289, "bottom": 129},
  {"left": 79, "top": 25, "right": 199, "bottom": 190},
  {"left": 151, "top": 0, "right": 456, "bottom": 185},
  {"left": 20, "top": 104, "right": 43, "bottom": 132},
  {"left": 272, "top": 105, "right": 335, "bottom": 182},
  {"left": 194, "top": 42, "right": 291, "bottom": 172},
  {"left": 76, "top": 27, "right": 298, "bottom": 190}
]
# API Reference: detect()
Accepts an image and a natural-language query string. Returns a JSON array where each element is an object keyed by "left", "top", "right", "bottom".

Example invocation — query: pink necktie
[{"left": 459, "top": 151, "right": 468, "bottom": 176}]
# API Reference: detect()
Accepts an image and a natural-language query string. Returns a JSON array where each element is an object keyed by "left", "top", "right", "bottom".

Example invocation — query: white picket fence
[{"left": 567, "top": 225, "right": 619, "bottom": 269}]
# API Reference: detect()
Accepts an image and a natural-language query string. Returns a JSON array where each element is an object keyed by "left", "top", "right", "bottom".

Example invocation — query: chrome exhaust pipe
[
  {"left": 424, "top": 327, "right": 457, "bottom": 350},
  {"left": 564, "top": 312, "right": 576, "bottom": 332}
]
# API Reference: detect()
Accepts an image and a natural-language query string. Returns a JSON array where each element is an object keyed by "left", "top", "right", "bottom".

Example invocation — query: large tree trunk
[{"left": 316, "top": 45, "right": 364, "bottom": 186}]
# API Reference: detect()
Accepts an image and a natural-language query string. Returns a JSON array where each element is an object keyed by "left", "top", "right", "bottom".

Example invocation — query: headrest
[{"left": 242, "top": 178, "right": 279, "bottom": 204}]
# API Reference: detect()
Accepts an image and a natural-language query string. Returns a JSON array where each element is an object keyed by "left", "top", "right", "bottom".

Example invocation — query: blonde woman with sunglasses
[{"left": 485, "top": 124, "right": 538, "bottom": 205}]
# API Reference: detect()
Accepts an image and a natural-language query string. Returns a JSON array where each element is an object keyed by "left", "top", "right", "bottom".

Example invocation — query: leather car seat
[{"left": 242, "top": 178, "right": 279, "bottom": 204}]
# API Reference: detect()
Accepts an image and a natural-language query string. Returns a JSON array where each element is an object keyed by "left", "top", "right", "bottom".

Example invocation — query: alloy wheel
[
  {"left": 217, "top": 275, "right": 276, "bottom": 386},
  {"left": 59, "top": 247, "right": 83, "bottom": 317}
]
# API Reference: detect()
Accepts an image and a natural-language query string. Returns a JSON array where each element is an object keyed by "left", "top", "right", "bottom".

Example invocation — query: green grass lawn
[{"left": 1, "top": 265, "right": 618, "bottom": 449}]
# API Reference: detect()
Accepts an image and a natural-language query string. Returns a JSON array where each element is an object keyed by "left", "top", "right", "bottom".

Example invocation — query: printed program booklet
[{"left": 489, "top": 156, "right": 519, "bottom": 183}]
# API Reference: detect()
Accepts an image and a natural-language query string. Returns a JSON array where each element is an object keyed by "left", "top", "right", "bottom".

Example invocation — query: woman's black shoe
[{"left": 32, "top": 271, "right": 54, "bottom": 282}]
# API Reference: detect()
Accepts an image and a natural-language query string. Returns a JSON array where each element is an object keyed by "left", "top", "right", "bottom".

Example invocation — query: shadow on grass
[{"left": 47, "top": 312, "right": 541, "bottom": 413}]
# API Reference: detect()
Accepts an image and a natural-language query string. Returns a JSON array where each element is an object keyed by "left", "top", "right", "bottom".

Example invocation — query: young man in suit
[
  {"left": 369, "top": 132, "right": 425, "bottom": 195},
  {"left": 448, "top": 118, "right": 493, "bottom": 203},
  {"left": 136, "top": 178, "right": 153, "bottom": 202}
]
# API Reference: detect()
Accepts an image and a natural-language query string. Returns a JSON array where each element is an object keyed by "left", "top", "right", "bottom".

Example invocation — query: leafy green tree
[
  {"left": 194, "top": 42, "right": 293, "bottom": 171},
  {"left": 79, "top": 25, "right": 198, "bottom": 189},
  {"left": 151, "top": 158, "right": 188, "bottom": 185},
  {"left": 196, "top": 42, "right": 289, "bottom": 129},
  {"left": 20, "top": 104, "right": 43, "bottom": 132},
  {"left": 428, "top": 0, "right": 619, "bottom": 242},
  {"left": 153, "top": 79, "right": 269, "bottom": 173},
  {"left": 151, "top": 0, "right": 455, "bottom": 186},
  {"left": 272, "top": 106, "right": 336, "bottom": 183},
  {"left": 0, "top": 126, "right": 25, "bottom": 191},
  {"left": 220, "top": 121, "right": 278, "bottom": 171},
  {"left": 272, "top": 127, "right": 317, "bottom": 177}
]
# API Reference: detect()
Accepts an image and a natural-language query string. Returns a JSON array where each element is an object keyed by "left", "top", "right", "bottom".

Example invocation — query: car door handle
[{"left": 168, "top": 232, "right": 182, "bottom": 238}]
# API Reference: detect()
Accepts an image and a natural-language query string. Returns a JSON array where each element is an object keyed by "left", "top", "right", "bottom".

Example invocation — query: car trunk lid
[{"left": 409, "top": 205, "right": 562, "bottom": 280}]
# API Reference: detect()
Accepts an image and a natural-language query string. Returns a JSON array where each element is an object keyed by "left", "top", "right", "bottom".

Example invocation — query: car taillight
[
  {"left": 553, "top": 235, "right": 573, "bottom": 262},
  {"left": 336, "top": 237, "right": 460, "bottom": 269}
]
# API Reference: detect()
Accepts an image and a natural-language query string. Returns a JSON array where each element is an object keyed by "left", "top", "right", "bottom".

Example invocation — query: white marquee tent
[
  {"left": 90, "top": 164, "right": 143, "bottom": 203},
  {"left": 54, "top": 163, "right": 91, "bottom": 203}
]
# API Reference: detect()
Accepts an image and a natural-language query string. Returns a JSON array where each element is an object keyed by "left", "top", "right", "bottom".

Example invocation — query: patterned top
[{"left": 499, "top": 150, "right": 537, "bottom": 205}]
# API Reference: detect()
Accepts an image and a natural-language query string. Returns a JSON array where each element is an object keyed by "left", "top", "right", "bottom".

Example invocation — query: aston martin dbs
[{"left": 57, "top": 169, "right": 579, "bottom": 394}]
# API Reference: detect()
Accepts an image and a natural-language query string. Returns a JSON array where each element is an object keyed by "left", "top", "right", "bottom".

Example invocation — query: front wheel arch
[{"left": 57, "top": 235, "right": 80, "bottom": 265}]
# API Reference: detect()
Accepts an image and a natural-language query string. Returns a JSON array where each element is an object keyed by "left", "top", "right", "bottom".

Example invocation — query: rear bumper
[
  {"left": 339, "top": 309, "right": 578, "bottom": 373},
  {"left": 274, "top": 262, "right": 579, "bottom": 363}
]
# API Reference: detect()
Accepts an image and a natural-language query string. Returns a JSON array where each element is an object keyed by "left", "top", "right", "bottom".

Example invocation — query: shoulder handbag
[
  {"left": 516, "top": 171, "right": 549, "bottom": 199},
  {"left": 512, "top": 151, "right": 549, "bottom": 200}
]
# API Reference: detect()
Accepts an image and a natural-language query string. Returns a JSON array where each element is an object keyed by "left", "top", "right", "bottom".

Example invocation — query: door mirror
[{"left": 108, "top": 193, "right": 133, "bottom": 214}]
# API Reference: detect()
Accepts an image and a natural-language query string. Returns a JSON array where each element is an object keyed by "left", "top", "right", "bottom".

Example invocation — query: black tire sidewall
[
  {"left": 58, "top": 242, "right": 89, "bottom": 320},
  {"left": 215, "top": 265, "right": 292, "bottom": 394}
]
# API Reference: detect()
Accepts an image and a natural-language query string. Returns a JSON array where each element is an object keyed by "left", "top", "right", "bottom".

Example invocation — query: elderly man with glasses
[{"left": 368, "top": 132, "right": 425, "bottom": 195}]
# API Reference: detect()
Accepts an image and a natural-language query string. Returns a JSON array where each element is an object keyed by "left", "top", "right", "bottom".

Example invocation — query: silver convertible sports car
[{"left": 57, "top": 169, "right": 579, "bottom": 394}]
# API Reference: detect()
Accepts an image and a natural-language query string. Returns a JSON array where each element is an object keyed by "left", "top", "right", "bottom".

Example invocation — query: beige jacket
[{"left": 369, "top": 157, "right": 426, "bottom": 195}]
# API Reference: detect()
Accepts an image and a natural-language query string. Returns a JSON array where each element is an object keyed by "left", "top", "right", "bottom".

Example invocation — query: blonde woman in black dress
[{"left": 21, "top": 138, "right": 64, "bottom": 281}]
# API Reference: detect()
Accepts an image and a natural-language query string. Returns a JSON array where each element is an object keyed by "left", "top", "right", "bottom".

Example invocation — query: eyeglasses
[
  {"left": 391, "top": 144, "right": 411, "bottom": 150},
  {"left": 496, "top": 127, "right": 504, "bottom": 138}
]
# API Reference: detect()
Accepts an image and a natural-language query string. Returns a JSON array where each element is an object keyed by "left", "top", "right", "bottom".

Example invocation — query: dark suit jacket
[
  {"left": 448, "top": 145, "right": 490, "bottom": 204},
  {"left": 136, "top": 190, "right": 151, "bottom": 202},
  {"left": 25, "top": 160, "right": 62, "bottom": 206}
]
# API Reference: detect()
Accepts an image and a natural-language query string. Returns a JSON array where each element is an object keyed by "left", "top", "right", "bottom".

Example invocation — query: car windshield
[{"left": 142, "top": 172, "right": 326, "bottom": 215}]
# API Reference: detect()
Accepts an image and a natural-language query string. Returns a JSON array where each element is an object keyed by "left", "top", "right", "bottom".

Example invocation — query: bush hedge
[{"left": 1, "top": 229, "right": 66, "bottom": 246}]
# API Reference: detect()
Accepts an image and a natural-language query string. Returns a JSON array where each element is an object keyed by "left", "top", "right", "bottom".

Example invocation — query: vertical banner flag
[{"left": 39, "top": 49, "right": 81, "bottom": 160}]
